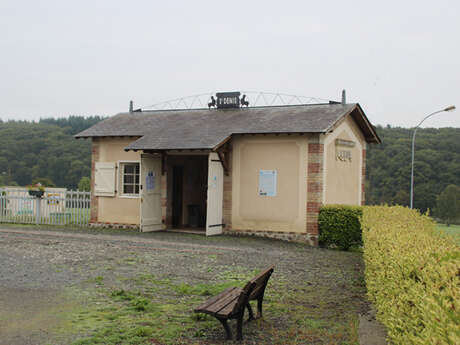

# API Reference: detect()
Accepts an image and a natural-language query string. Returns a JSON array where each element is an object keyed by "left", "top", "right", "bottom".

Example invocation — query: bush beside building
[{"left": 318, "top": 205, "right": 363, "bottom": 250}]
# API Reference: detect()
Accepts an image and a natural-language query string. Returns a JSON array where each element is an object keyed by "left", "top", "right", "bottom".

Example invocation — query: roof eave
[
  {"left": 354, "top": 104, "right": 381, "bottom": 144},
  {"left": 324, "top": 104, "right": 381, "bottom": 144}
]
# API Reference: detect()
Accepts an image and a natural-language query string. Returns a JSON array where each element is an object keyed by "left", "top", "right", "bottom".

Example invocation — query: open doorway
[
  {"left": 168, "top": 155, "right": 208, "bottom": 232},
  {"left": 172, "top": 166, "right": 183, "bottom": 227}
]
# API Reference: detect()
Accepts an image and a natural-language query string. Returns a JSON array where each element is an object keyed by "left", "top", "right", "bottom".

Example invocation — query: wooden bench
[{"left": 194, "top": 265, "right": 274, "bottom": 340}]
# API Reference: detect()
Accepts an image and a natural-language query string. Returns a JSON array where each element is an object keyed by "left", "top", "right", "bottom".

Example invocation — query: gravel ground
[{"left": 0, "top": 225, "right": 375, "bottom": 345}]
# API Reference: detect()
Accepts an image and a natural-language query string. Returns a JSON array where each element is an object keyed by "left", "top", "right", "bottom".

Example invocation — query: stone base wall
[
  {"left": 89, "top": 222, "right": 140, "bottom": 230},
  {"left": 224, "top": 229, "right": 317, "bottom": 246}
]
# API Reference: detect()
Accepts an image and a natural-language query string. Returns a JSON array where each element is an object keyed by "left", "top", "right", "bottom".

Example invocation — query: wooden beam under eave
[
  {"left": 161, "top": 152, "right": 167, "bottom": 175},
  {"left": 216, "top": 150, "right": 229, "bottom": 176},
  {"left": 213, "top": 135, "right": 232, "bottom": 151}
]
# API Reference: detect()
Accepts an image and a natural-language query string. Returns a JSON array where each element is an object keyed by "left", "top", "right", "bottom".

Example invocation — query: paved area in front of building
[{"left": 0, "top": 225, "right": 385, "bottom": 345}]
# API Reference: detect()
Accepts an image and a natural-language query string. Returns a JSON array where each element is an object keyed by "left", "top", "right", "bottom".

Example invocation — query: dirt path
[
  {"left": 0, "top": 288, "right": 76, "bottom": 345},
  {"left": 0, "top": 226, "right": 385, "bottom": 344}
]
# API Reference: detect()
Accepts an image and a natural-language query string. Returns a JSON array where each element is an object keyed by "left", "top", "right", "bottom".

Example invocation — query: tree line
[
  {"left": 0, "top": 116, "right": 103, "bottom": 190},
  {"left": 0, "top": 117, "right": 458, "bottom": 220},
  {"left": 366, "top": 125, "right": 460, "bottom": 218}
]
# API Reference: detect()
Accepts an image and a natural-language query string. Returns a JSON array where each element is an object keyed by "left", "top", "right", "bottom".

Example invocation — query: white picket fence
[{"left": 0, "top": 188, "right": 91, "bottom": 226}]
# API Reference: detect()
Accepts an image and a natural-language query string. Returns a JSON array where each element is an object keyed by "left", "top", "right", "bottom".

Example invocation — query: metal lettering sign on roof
[{"left": 216, "top": 92, "right": 241, "bottom": 109}]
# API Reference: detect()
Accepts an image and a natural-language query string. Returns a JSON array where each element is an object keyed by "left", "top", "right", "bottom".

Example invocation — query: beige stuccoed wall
[
  {"left": 231, "top": 135, "right": 308, "bottom": 233},
  {"left": 323, "top": 116, "right": 366, "bottom": 205},
  {"left": 96, "top": 137, "right": 141, "bottom": 224}
]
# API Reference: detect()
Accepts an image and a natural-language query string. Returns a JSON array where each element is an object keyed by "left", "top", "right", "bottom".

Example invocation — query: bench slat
[
  {"left": 205, "top": 289, "right": 242, "bottom": 315},
  {"left": 216, "top": 298, "right": 239, "bottom": 318},
  {"left": 249, "top": 285, "right": 264, "bottom": 299},
  {"left": 195, "top": 288, "right": 242, "bottom": 316},
  {"left": 194, "top": 287, "right": 237, "bottom": 312},
  {"left": 248, "top": 265, "right": 274, "bottom": 300},
  {"left": 249, "top": 265, "right": 274, "bottom": 286}
]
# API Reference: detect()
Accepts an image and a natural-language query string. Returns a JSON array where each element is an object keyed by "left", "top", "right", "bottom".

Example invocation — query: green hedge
[
  {"left": 362, "top": 206, "right": 460, "bottom": 345},
  {"left": 318, "top": 205, "right": 363, "bottom": 250}
]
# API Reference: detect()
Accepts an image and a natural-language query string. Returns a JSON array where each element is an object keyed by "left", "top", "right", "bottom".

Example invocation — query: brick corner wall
[
  {"left": 361, "top": 148, "right": 366, "bottom": 206},
  {"left": 90, "top": 138, "right": 100, "bottom": 223},
  {"left": 306, "top": 139, "right": 324, "bottom": 246}
]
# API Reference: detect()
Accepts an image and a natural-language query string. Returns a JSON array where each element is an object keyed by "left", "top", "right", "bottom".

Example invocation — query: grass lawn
[
  {"left": 0, "top": 207, "right": 90, "bottom": 225},
  {"left": 66, "top": 266, "right": 364, "bottom": 345},
  {"left": 436, "top": 223, "right": 460, "bottom": 244}
]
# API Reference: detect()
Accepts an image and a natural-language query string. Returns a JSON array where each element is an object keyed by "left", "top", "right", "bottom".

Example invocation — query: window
[{"left": 121, "top": 162, "right": 140, "bottom": 195}]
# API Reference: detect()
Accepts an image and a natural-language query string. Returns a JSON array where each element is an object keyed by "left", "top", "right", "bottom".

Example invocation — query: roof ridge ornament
[
  {"left": 241, "top": 95, "right": 249, "bottom": 107},
  {"left": 138, "top": 91, "right": 340, "bottom": 111},
  {"left": 208, "top": 96, "right": 216, "bottom": 109}
]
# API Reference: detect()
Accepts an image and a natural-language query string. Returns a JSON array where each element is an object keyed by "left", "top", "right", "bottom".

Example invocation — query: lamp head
[{"left": 444, "top": 105, "right": 456, "bottom": 112}]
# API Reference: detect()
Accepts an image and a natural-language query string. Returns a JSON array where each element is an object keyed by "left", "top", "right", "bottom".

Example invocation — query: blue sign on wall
[{"left": 146, "top": 171, "right": 155, "bottom": 191}]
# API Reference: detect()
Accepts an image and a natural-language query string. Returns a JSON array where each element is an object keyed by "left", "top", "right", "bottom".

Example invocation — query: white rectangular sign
[{"left": 259, "top": 170, "right": 277, "bottom": 197}]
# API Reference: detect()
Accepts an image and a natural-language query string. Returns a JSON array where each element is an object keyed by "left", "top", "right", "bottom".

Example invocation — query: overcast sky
[{"left": 1, "top": 0, "right": 459, "bottom": 128}]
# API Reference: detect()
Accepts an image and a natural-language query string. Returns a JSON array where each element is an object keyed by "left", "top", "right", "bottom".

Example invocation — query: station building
[{"left": 76, "top": 92, "right": 380, "bottom": 245}]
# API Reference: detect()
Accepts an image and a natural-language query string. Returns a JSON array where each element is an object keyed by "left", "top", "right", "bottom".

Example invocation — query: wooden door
[
  {"left": 140, "top": 154, "right": 163, "bottom": 232},
  {"left": 206, "top": 152, "right": 224, "bottom": 236}
]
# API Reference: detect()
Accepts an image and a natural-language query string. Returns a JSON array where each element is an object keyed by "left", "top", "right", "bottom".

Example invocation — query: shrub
[
  {"left": 436, "top": 184, "right": 460, "bottom": 226},
  {"left": 318, "top": 205, "right": 363, "bottom": 250},
  {"left": 362, "top": 206, "right": 460, "bottom": 345},
  {"left": 78, "top": 176, "right": 91, "bottom": 192},
  {"left": 31, "top": 177, "right": 55, "bottom": 187}
]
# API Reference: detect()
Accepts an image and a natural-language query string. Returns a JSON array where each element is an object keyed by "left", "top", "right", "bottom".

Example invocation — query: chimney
[
  {"left": 129, "top": 100, "right": 134, "bottom": 113},
  {"left": 341, "top": 90, "right": 346, "bottom": 105}
]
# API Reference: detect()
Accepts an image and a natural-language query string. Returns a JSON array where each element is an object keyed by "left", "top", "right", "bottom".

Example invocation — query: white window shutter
[{"left": 94, "top": 162, "right": 116, "bottom": 196}]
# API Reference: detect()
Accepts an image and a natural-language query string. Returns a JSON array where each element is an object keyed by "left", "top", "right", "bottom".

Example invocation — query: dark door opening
[
  {"left": 172, "top": 166, "right": 183, "bottom": 227},
  {"left": 168, "top": 155, "right": 209, "bottom": 231}
]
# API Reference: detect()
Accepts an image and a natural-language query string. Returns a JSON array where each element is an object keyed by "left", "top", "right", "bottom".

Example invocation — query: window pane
[
  {"left": 124, "top": 185, "right": 134, "bottom": 194},
  {"left": 122, "top": 162, "right": 140, "bottom": 195}
]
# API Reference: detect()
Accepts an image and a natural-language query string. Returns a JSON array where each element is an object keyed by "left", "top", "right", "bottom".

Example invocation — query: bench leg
[
  {"left": 236, "top": 311, "right": 244, "bottom": 340},
  {"left": 257, "top": 296, "right": 264, "bottom": 318},
  {"left": 246, "top": 302, "right": 255, "bottom": 321},
  {"left": 217, "top": 318, "right": 232, "bottom": 340}
]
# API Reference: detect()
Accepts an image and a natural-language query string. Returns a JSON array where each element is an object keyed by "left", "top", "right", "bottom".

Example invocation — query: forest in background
[
  {"left": 0, "top": 116, "right": 103, "bottom": 189},
  {"left": 0, "top": 116, "right": 459, "bottom": 214},
  {"left": 366, "top": 126, "right": 460, "bottom": 213}
]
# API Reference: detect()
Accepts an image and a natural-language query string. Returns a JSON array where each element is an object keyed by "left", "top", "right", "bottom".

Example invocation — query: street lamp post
[{"left": 410, "top": 105, "right": 456, "bottom": 209}]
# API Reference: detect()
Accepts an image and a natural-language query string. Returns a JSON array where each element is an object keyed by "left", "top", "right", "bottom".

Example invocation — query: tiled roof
[{"left": 75, "top": 103, "right": 380, "bottom": 150}]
